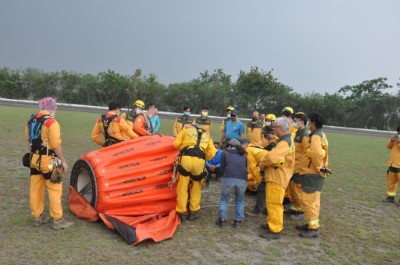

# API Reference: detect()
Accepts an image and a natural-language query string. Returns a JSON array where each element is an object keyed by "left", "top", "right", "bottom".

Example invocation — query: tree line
[{"left": 1, "top": 67, "right": 399, "bottom": 130}]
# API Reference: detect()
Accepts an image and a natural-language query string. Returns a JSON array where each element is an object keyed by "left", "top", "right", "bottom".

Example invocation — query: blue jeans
[{"left": 218, "top": 178, "right": 247, "bottom": 220}]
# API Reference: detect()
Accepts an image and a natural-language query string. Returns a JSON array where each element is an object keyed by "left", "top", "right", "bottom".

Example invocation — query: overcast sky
[{"left": 0, "top": 0, "right": 399, "bottom": 95}]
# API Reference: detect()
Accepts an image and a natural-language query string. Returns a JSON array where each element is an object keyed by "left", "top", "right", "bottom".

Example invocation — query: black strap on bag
[
  {"left": 177, "top": 164, "right": 208, "bottom": 181},
  {"left": 179, "top": 125, "right": 206, "bottom": 159},
  {"left": 388, "top": 166, "right": 400, "bottom": 173},
  {"left": 177, "top": 125, "right": 208, "bottom": 181},
  {"left": 101, "top": 114, "right": 122, "bottom": 147}
]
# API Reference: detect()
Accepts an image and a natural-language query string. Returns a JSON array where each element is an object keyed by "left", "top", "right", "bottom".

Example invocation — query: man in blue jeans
[{"left": 217, "top": 139, "right": 248, "bottom": 228}]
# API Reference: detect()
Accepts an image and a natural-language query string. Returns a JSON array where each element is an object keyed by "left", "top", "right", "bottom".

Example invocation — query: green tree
[
  {"left": 0, "top": 67, "right": 25, "bottom": 99},
  {"left": 57, "top": 71, "right": 82, "bottom": 103},
  {"left": 234, "top": 67, "right": 295, "bottom": 117},
  {"left": 338, "top": 78, "right": 393, "bottom": 129},
  {"left": 163, "top": 82, "right": 194, "bottom": 112},
  {"left": 96, "top": 70, "right": 131, "bottom": 106}
]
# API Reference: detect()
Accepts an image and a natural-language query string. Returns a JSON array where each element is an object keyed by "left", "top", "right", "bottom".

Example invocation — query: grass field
[{"left": 1, "top": 105, "right": 399, "bottom": 265}]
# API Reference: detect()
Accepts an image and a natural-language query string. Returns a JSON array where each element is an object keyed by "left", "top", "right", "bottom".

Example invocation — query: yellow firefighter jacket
[
  {"left": 387, "top": 139, "right": 400, "bottom": 168},
  {"left": 173, "top": 126, "right": 216, "bottom": 161},
  {"left": 293, "top": 128, "right": 310, "bottom": 174},
  {"left": 173, "top": 115, "right": 194, "bottom": 137},
  {"left": 246, "top": 146, "right": 269, "bottom": 192},
  {"left": 246, "top": 121, "right": 264, "bottom": 146},
  {"left": 259, "top": 134, "right": 295, "bottom": 189},
  {"left": 299, "top": 129, "right": 329, "bottom": 176}
]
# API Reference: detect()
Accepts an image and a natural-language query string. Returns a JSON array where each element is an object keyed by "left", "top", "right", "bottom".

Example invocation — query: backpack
[
  {"left": 101, "top": 114, "right": 122, "bottom": 147},
  {"left": 28, "top": 114, "right": 50, "bottom": 152},
  {"left": 101, "top": 114, "right": 117, "bottom": 138}
]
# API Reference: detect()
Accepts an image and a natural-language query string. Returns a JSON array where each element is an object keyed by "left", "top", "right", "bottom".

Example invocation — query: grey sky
[{"left": 1, "top": 0, "right": 399, "bottom": 95}]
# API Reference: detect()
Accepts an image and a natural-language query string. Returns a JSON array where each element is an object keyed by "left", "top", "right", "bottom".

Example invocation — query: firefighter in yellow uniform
[
  {"left": 281, "top": 107, "right": 297, "bottom": 208},
  {"left": 173, "top": 106, "right": 194, "bottom": 137},
  {"left": 194, "top": 107, "right": 213, "bottom": 132},
  {"left": 246, "top": 129, "right": 276, "bottom": 216},
  {"left": 261, "top": 113, "right": 277, "bottom": 144},
  {"left": 246, "top": 146, "right": 269, "bottom": 193},
  {"left": 259, "top": 117, "right": 295, "bottom": 240},
  {"left": 220, "top": 106, "right": 235, "bottom": 133},
  {"left": 297, "top": 112, "right": 329, "bottom": 238},
  {"left": 382, "top": 126, "right": 400, "bottom": 203},
  {"left": 173, "top": 124, "right": 216, "bottom": 221},
  {"left": 25, "top": 97, "right": 74, "bottom": 230},
  {"left": 288, "top": 112, "right": 310, "bottom": 218},
  {"left": 246, "top": 111, "right": 264, "bottom": 146},
  {"left": 281, "top": 107, "right": 297, "bottom": 135},
  {"left": 92, "top": 102, "right": 138, "bottom": 146}
]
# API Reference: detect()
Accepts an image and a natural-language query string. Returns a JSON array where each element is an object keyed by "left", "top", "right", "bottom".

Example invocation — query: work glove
[{"left": 49, "top": 157, "right": 64, "bottom": 183}]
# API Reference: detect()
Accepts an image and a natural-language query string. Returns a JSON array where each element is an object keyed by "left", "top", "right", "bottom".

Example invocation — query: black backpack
[{"left": 101, "top": 114, "right": 123, "bottom": 146}]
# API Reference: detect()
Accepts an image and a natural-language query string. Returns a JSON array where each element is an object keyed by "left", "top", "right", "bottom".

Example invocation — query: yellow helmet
[
  {"left": 265, "top": 113, "right": 276, "bottom": 121},
  {"left": 282, "top": 106, "right": 293, "bottom": 114},
  {"left": 226, "top": 106, "right": 235, "bottom": 111},
  {"left": 134, "top": 100, "right": 145, "bottom": 109},
  {"left": 281, "top": 106, "right": 294, "bottom": 117}
]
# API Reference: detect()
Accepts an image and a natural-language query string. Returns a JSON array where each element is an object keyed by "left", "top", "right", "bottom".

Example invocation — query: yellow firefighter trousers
[
  {"left": 176, "top": 156, "right": 205, "bottom": 213},
  {"left": 300, "top": 190, "right": 321, "bottom": 229},
  {"left": 387, "top": 171, "right": 400, "bottom": 196},
  {"left": 30, "top": 174, "right": 63, "bottom": 220},
  {"left": 289, "top": 181, "right": 303, "bottom": 212},
  {"left": 266, "top": 181, "right": 285, "bottom": 233}
]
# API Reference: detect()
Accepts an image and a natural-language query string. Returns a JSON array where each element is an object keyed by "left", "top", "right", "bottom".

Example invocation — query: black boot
[
  {"left": 299, "top": 229, "right": 319, "bottom": 238},
  {"left": 188, "top": 211, "right": 200, "bottom": 221},
  {"left": 178, "top": 212, "right": 189, "bottom": 222},
  {"left": 233, "top": 219, "right": 242, "bottom": 228},
  {"left": 216, "top": 218, "right": 227, "bottom": 228},
  {"left": 382, "top": 196, "right": 395, "bottom": 203}
]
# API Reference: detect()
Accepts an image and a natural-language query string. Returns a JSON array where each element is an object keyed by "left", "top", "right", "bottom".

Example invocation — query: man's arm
[
  {"left": 120, "top": 118, "right": 139, "bottom": 139},
  {"left": 53, "top": 145, "right": 68, "bottom": 173},
  {"left": 173, "top": 119, "right": 179, "bottom": 137},
  {"left": 91, "top": 119, "right": 104, "bottom": 146},
  {"left": 133, "top": 116, "right": 149, "bottom": 136}
]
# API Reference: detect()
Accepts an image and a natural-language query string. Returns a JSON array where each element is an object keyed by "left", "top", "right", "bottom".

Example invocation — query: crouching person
[
  {"left": 173, "top": 124, "right": 216, "bottom": 221},
  {"left": 216, "top": 139, "right": 248, "bottom": 228},
  {"left": 205, "top": 142, "right": 223, "bottom": 187},
  {"left": 25, "top": 97, "right": 74, "bottom": 230},
  {"left": 259, "top": 117, "right": 295, "bottom": 240}
]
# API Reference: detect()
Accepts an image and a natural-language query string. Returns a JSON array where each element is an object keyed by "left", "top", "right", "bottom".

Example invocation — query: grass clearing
[{"left": 1, "top": 105, "right": 399, "bottom": 264}]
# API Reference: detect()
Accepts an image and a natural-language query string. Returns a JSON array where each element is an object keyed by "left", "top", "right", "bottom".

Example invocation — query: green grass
[{"left": 1, "top": 105, "right": 400, "bottom": 264}]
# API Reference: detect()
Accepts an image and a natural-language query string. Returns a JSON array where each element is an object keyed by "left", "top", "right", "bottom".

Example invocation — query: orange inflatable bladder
[{"left": 70, "top": 135, "right": 180, "bottom": 245}]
